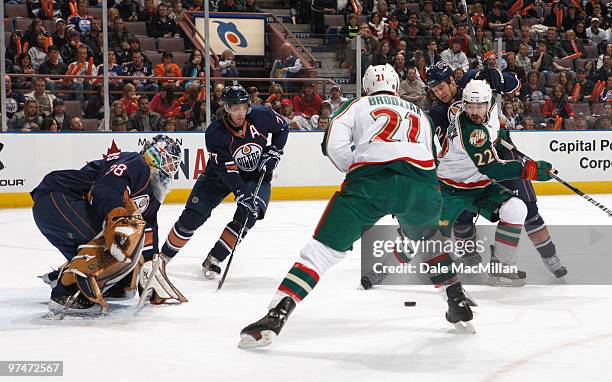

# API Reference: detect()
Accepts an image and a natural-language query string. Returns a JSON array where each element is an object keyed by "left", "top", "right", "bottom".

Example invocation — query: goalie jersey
[{"left": 31, "top": 151, "right": 160, "bottom": 257}]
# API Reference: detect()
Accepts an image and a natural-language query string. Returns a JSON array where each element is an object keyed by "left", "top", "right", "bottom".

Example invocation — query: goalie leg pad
[
  {"left": 57, "top": 222, "right": 145, "bottom": 309},
  {"left": 139, "top": 254, "right": 188, "bottom": 305}
]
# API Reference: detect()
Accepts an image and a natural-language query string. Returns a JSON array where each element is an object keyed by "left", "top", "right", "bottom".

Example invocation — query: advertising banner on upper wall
[{"left": 194, "top": 14, "right": 266, "bottom": 56}]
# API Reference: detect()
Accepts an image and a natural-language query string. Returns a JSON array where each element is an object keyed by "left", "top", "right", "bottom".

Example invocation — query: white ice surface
[{"left": 1, "top": 195, "right": 612, "bottom": 382}]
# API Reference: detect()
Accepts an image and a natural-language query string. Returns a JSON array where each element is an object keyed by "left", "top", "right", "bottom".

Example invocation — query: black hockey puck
[{"left": 404, "top": 301, "right": 416, "bottom": 307}]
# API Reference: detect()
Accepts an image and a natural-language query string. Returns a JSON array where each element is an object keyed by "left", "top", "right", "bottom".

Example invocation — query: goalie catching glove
[
  {"left": 103, "top": 191, "right": 144, "bottom": 262},
  {"left": 138, "top": 254, "right": 188, "bottom": 305}
]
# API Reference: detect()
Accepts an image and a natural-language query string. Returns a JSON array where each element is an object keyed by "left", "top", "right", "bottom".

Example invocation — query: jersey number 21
[{"left": 370, "top": 108, "right": 420, "bottom": 143}]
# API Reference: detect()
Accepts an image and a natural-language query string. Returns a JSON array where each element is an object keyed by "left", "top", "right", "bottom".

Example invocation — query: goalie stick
[{"left": 500, "top": 139, "right": 612, "bottom": 217}]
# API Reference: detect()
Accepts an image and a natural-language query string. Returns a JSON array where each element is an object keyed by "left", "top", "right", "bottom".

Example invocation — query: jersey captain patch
[
  {"left": 233, "top": 143, "right": 263, "bottom": 172},
  {"left": 469, "top": 129, "right": 487, "bottom": 147}
]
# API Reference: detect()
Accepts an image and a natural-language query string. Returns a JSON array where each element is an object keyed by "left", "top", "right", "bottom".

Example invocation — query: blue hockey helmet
[
  {"left": 221, "top": 85, "right": 250, "bottom": 107},
  {"left": 426, "top": 62, "right": 454, "bottom": 88}
]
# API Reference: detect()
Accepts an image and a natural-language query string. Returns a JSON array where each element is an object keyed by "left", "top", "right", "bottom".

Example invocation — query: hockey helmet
[
  {"left": 221, "top": 85, "right": 251, "bottom": 113},
  {"left": 462, "top": 79, "right": 492, "bottom": 121},
  {"left": 426, "top": 62, "right": 454, "bottom": 88},
  {"left": 362, "top": 64, "right": 400, "bottom": 95}
]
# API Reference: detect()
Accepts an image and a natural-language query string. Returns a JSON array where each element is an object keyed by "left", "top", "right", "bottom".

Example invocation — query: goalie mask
[
  {"left": 462, "top": 79, "right": 492, "bottom": 125},
  {"left": 142, "top": 135, "right": 182, "bottom": 202}
]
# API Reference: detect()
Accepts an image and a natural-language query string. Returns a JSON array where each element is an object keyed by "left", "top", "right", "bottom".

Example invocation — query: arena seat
[
  {"left": 15, "top": 18, "right": 33, "bottom": 32},
  {"left": 157, "top": 37, "right": 185, "bottom": 53},
  {"left": 64, "top": 100, "right": 83, "bottom": 118},
  {"left": 570, "top": 103, "right": 590, "bottom": 116},
  {"left": 137, "top": 36, "right": 157, "bottom": 52},
  {"left": 4, "top": 4, "right": 29, "bottom": 18},
  {"left": 4, "top": 18, "right": 14, "bottom": 32},
  {"left": 81, "top": 119, "right": 100, "bottom": 131},
  {"left": 124, "top": 22, "right": 147, "bottom": 36}
]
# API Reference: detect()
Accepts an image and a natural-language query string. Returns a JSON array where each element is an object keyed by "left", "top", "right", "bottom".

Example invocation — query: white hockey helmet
[
  {"left": 362, "top": 64, "right": 400, "bottom": 96},
  {"left": 462, "top": 79, "right": 492, "bottom": 108}
]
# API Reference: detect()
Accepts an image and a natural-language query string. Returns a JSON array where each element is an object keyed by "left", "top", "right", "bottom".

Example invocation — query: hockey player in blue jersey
[
  {"left": 159, "top": 85, "right": 289, "bottom": 279},
  {"left": 31, "top": 135, "right": 187, "bottom": 316}
]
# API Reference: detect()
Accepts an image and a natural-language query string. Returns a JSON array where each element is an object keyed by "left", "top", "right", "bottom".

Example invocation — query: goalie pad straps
[{"left": 139, "top": 254, "right": 188, "bottom": 305}]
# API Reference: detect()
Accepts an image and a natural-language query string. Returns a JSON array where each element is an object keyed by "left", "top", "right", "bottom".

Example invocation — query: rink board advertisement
[
  {"left": 194, "top": 14, "right": 266, "bottom": 56},
  {"left": 0, "top": 131, "right": 611, "bottom": 208}
]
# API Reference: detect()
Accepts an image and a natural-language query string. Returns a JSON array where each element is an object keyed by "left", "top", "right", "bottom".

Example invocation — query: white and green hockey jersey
[{"left": 437, "top": 106, "right": 523, "bottom": 189}]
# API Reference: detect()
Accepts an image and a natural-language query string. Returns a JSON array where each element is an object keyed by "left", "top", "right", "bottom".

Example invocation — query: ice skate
[
  {"left": 238, "top": 297, "right": 296, "bottom": 349},
  {"left": 445, "top": 284, "right": 475, "bottom": 334},
  {"left": 202, "top": 254, "right": 221, "bottom": 280},
  {"left": 47, "top": 292, "right": 106, "bottom": 320},
  {"left": 487, "top": 246, "right": 526, "bottom": 287},
  {"left": 541, "top": 254, "right": 568, "bottom": 278}
]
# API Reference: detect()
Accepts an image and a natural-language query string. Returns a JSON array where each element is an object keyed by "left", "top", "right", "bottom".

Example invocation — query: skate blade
[
  {"left": 238, "top": 331, "right": 276, "bottom": 349},
  {"left": 487, "top": 276, "right": 526, "bottom": 287},
  {"left": 453, "top": 321, "right": 476, "bottom": 334},
  {"left": 46, "top": 300, "right": 106, "bottom": 320},
  {"left": 202, "top": 268, "right": 218, "bottom": 280}
]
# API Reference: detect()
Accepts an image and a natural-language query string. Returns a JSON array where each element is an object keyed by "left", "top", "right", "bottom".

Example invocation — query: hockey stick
[
  {"left": 217, "top": 171, "right": 266, "bottom": 290},
  {"left": 460, "top": 0, "right": 482, "bottom": 66},
  {"left": 500, "top": 139, "right": 612, "bottom": 217}
]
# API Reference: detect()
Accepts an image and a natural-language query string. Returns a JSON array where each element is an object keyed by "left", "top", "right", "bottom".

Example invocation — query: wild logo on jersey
[
  {"left": 234, "top": 143, "right": 262, "bottom": 172},
  {"left": 469, "top": 129, "right": 487, "bottom": 147}
]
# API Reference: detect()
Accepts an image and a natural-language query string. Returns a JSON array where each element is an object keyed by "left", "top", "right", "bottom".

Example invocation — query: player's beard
[{"left": 468, "top": 113, "right": 484, "bottom": 124}]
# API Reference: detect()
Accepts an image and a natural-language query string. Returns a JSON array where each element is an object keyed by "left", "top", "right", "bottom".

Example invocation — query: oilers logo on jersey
[
  {"left": 234, "top": 143, "right": 263, "bottom": 172},
  {"left": 132, "top": 194, "right": 151, "bottom": 213}
]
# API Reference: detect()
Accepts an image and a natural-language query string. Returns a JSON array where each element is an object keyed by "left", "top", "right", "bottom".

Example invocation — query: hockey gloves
[
  {"left": 258, "top": 145, "right": 283, "bottom": 175},
  {"left": 236, "top": 191, "right": 260, "bottom": 220},
  {"left": 522, "top": 160, "right": 553, "bottom": 181}
]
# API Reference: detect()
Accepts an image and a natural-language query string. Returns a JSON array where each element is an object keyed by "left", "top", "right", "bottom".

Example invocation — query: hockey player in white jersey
[
  {"left": 437, "top": 79, "right": 554, "bottom": 286},
  {"left": 238, "top": 64, "right": 474, "bottom": 348}
]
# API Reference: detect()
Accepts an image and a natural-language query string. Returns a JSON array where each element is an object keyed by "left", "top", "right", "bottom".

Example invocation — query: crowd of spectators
[
  {"left": 1, "top": 0, "right": 264, "bottom": 132},
  {"left": 332, "top": 0, "right": 611, "bottom": 130},
  {"left": 2, "top": 0, "right": 612, "bottom": 132}
]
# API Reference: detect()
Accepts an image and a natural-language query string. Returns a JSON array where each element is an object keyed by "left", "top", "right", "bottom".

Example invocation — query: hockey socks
[
  {"left": 493, "top": 221, "right": 522, "bottom": 265},
  {"left": 162, "top": 221, "right": 195, "bottom": 259},
  {"left": 426, "top": 252, "right": 459, "bottom": 287},
  {"left": 525, "top": 214, "right": 567, "bottom": 277},
  {"left": 209, "top": 223, "right": 246, "bottom": 262},
  {"left": 271, "top": 262, "right": 320, "bottom": 308}
]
